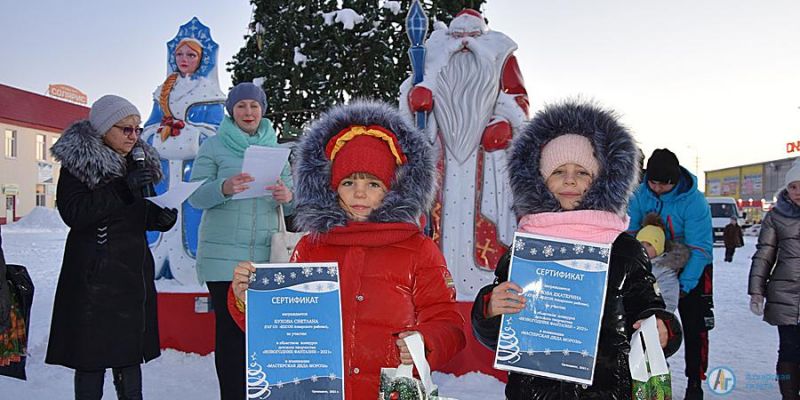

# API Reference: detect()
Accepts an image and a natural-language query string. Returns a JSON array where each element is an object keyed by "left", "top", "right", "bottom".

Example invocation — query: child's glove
[{"left": 749, "top": 294, "right": 764, "bottom": 316}]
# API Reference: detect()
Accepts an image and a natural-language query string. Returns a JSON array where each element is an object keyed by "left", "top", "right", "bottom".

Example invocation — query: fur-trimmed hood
[
  {"left": 293, "top": 100, "right": 435, "bottom": 233},
  {"left": 51, "top": 120, "right": 162, "bottom": 190},
  {"left": 508, "top": 99, "right": 640, "bottom": 217}
]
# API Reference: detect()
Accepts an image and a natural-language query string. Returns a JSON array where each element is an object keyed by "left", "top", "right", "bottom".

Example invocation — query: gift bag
[
  {"left": 378, "top": 333, "right": 457, "bottom": 400},
  {"left": 0, "top": 264, "right": 34, "bottom": 380},
  {"left": 630, "top": 315, "right": 672, "bottom": 400},
  {"left": 269, "top": 205, "right": 305, "bottom": 263}
]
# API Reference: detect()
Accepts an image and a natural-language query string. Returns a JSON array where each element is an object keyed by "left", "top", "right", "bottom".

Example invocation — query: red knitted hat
[{"left": 325, "top": 125, "right": 407, "bottom": 189}]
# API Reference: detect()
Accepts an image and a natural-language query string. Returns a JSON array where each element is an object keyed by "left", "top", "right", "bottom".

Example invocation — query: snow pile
[
  {"left": 322, "top": 8, "right": 363, "bottom": 30},
  {"left": 4, "top": 206, "right": 68, "bottom": 232}
]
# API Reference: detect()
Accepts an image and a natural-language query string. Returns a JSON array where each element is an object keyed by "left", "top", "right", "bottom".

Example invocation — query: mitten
[
  {"left": 408, "top": 86, "right": 433, "bottom": 112},
  {"left": 749, "top": 294, "right": 764, "bottom": 316},
  {"left": 126, "top": 168, "right": 154, "bottom": 195},
  {"left": 153, "top": 207, "right": 178, "bottom": 232}
]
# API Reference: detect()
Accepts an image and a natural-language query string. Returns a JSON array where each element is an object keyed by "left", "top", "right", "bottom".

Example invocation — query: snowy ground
[{"left": 0, "top": 212, "right": 781, "bottom": 399}]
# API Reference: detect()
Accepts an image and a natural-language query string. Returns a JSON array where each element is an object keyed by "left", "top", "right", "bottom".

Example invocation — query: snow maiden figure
[{"left": 142, "top": 17, "right": 226, "bottom": 285}]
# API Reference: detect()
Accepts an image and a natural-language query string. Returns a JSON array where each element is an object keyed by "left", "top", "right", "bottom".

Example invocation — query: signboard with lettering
[{"left": 47, "top": 84, "right": 88, "bottom": 105}]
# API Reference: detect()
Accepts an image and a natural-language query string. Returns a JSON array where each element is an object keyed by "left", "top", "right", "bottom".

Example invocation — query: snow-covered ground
[{"left": 0, "top": 210, "right": 781, "bottom": 399}]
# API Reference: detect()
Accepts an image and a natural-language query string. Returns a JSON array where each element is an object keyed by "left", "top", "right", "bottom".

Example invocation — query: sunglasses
[{"left": 114, "top": 125, "right": 144, "bottom": 136}]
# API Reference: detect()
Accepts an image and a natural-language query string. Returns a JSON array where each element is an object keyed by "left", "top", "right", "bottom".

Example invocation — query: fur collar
[
  {"left": 293, "top": 100, "right": 435, "bottom": 233},
  {"left": 51, "top": 120, "right": 163, "bottom": 189},
  {"left": 508, "top": 100, "right": 640, "bottom": 217}
]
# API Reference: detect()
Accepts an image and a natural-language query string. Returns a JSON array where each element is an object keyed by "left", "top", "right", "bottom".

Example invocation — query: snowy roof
[{"left": 0, "top": 83, "right": 89, "bottom": 133}]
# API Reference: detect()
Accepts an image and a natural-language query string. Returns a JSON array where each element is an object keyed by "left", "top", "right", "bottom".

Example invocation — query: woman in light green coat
[{"left": 188, "top": 82, "right": 293, "bottom": 400}]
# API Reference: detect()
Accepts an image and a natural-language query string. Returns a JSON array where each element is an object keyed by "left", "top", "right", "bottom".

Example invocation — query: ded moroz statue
[{"left": 399, "top": 9, "right": 529, "bottom": 300}]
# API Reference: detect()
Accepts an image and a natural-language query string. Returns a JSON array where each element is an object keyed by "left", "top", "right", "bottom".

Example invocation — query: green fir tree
[{"left": 228, "top": 0, "right": 487, "bottom": 139}]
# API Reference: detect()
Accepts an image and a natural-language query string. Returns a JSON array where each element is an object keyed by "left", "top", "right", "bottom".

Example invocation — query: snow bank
[{"left": 4, "top": 206, "right": 68, "bottom": 232}]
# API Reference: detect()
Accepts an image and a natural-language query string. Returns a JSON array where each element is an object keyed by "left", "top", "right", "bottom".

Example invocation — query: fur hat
[
  {"left": 325, "top": 125, "right": 407, "bottom": 189},
  {"left": 646, "top": 148, "right": 681, "bottom": 184},
  {"left": 450, "top": 9, "right": 488, "bottom": 34},
  {"left": 636, "top": 225, "right": 665, "bottom": 256},
  {"left": 293, "top": 100, "right": 435, "bottom": 233},
  {"left": 508, "top": 99, "right": 640, "bottom": 216},
  {"left": 539, "top": 134, "right": 600, "bottom": 179},
  {"left": 89, "top": 95, "right": 140, "bottom": 137},
  {"left": 225, "top": 82, "right": 267, "bottom": 116},
  {"left": 784, "top": 158, "right": 800, "bottom": 188}
]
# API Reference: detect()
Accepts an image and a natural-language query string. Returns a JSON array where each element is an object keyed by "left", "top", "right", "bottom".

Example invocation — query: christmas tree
[{"left": 227, "top": 0, "right": 486, "bottom": 139}]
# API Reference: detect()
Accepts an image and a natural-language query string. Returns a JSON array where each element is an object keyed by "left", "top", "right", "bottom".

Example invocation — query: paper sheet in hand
[
  {"left": 494, "top": 232, "right": 611, "bottom": 385},
  {"left": 232, "top": 145, "right": 290, "bottom": 200},
  {"left": 146, "top": 180, "right": 205, "bottom": 209}
]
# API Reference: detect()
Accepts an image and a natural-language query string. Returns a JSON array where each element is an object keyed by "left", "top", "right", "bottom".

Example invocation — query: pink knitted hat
[{"left": 539, "top": 134, "right": 600, "bottom": 179}]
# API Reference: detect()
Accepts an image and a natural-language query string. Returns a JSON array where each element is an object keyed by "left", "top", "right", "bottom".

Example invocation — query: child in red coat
[{"left": 228, "top": 101, "right": 465, "bottom": 399}]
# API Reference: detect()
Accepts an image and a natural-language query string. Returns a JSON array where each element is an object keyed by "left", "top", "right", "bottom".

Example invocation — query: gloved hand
[
  {"left": 126, "top": 168, "right": 154, "bottom": 195},
  {"left": 152, "top": 207, "right": 178, "bottom": 232},
  {"left": 750, "top": 294, "right": 765, "bottom": 316}
]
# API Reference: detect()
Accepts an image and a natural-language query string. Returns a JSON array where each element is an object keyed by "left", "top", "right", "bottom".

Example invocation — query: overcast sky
[{"left": 2, "top": 0, "right": 799, "bottom": 184}]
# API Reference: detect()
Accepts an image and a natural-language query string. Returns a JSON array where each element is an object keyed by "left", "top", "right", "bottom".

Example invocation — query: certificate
[
  {"left": 246, "top": 263, "right": 344, "bottom": 399},
  {"left": 494, "top": 232, "right": 611, "bottom": 385}
]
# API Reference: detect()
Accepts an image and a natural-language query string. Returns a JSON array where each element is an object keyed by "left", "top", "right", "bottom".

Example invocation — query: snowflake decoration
[
  {"left": 562, "top": 349, "right": 570, "bottom": 356},
  {"left": 527, "top": 350, "right": 534, "bottom": 356},
  {"left": 573, "top": 244, "right": 585, "bottom": 254},
  {"left": 316, "top": 267, "right": 323, "bottom": 274},
  {"left": 274, "top": 272, "right": 285, "bottom": 285},
  {"left": 311, "top": 375, "right": 319, "bottom": 382},
  {"left": 277, "top": 381, "right": 284, "bottom": 388},
  {"left": 261, "top": 276, "right": 270, "bottom": 285},
  {"left": 581, "top": 349, "right": 589, "bottom": 357},
  {"left": 514, "top": 239, "right": 525, "bottom": 252},
  {"left": 249, "top": 273, "right": 257, "bottom": 283},
  {"left": 293, "top": 377, "right": 300, "bottom": 385},
  {"left": 588, "top": 247, "right": 595, "bottom": 253},
  {"left": 599, "top": 248, "right": 610, "bottom": 258},
  {"left": 329, "top": 373, "right": 336, "bottom": 380},
  {"left": 290, "top": 272, "right": 297, "bottom": 279},
  {"left": 544, "top": 349, "right": 551, "bottom": 355},
  {"left": 529, "top": 248, "right": 538, "bottom": 256},
  {"left": 560, "top": 247, "right": 567, "bottom": 254},
  {"left": 327, "top": 266, "right": 337, "bottom": 277},
  {"left": 543, "top": 245, "right": 555, "bottom": 257},
  {"left": 302, "top": 267, "right": 313, "bottom": 277}
]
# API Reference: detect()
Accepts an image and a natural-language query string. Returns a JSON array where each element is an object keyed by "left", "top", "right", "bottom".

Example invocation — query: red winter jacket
[{"left": 229, "top": 221, "right": 465, "bottom": 399}]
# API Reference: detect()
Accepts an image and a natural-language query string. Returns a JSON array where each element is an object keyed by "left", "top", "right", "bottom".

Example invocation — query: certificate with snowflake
[
  {"left": 494, "top": 232, "right": 611, "bottom": 385},
  {"left": 246, "top": 263, "right": 345, "bottom": 399}
]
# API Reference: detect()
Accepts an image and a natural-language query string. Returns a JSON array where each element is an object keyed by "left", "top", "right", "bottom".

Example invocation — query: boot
[
  {"left": 112, "top": 365, "right": 143, "bottom": 400},
  {"left": 777, "top": 361, "right": 800, "bottom": 400},
  {"left": 685, "top": 378, "right": 704, "bottom": 400}
]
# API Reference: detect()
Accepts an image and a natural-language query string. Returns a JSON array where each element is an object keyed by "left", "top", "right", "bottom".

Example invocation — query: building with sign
[
  {"left": 705, "top": 156, "right": 797, "bottom": 224},
  {"left": 0, "top": 83, "right": 89, "bottom": 223}
]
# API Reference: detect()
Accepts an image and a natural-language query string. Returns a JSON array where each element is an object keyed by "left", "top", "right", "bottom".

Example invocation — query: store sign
[
  {"left": 788, "top": 141, "right": 800, "bottom": 153},
  {"left": 2, "top": 184, "right": 19, "bottom": 195},
  {"left": 47, "top": 84, "right": 88, "bottom": 105}
]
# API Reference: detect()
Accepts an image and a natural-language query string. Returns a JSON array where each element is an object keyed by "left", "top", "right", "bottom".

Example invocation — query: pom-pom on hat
[
  {"left": 636, "top": 225, "right": 666, "bottom": 257},
  {"left": 539, "top": 134, "right": 600, "bottom": 179},
  {"left": 225, "top": 82, "right": 267, "bottom": 116},
  {"left": 325, "top": 125, "right": 407, "bottom": 190},
  {"left": 646, "top": 148, "right": 681, "bottom": 184},
  {"left": 89, "top": 95, "right": 140, "bottom": 137}
]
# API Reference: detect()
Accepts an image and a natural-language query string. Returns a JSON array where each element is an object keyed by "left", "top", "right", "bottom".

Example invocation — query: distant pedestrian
[{"left": 723, "top": 216, "right": 744, "bottom": 262}]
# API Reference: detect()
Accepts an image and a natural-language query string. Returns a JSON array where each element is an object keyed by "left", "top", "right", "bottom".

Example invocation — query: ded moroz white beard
[{"left": 433, "top": 41, "right": 500, "bottom": 164}]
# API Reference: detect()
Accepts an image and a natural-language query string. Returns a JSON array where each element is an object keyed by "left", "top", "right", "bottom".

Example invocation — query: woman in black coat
[
  {"left": 471, "top": 100, "right": 682, "bottom": 400},
  {"left": 45, "top": 95, "right": 177, "bottom": 399}
]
